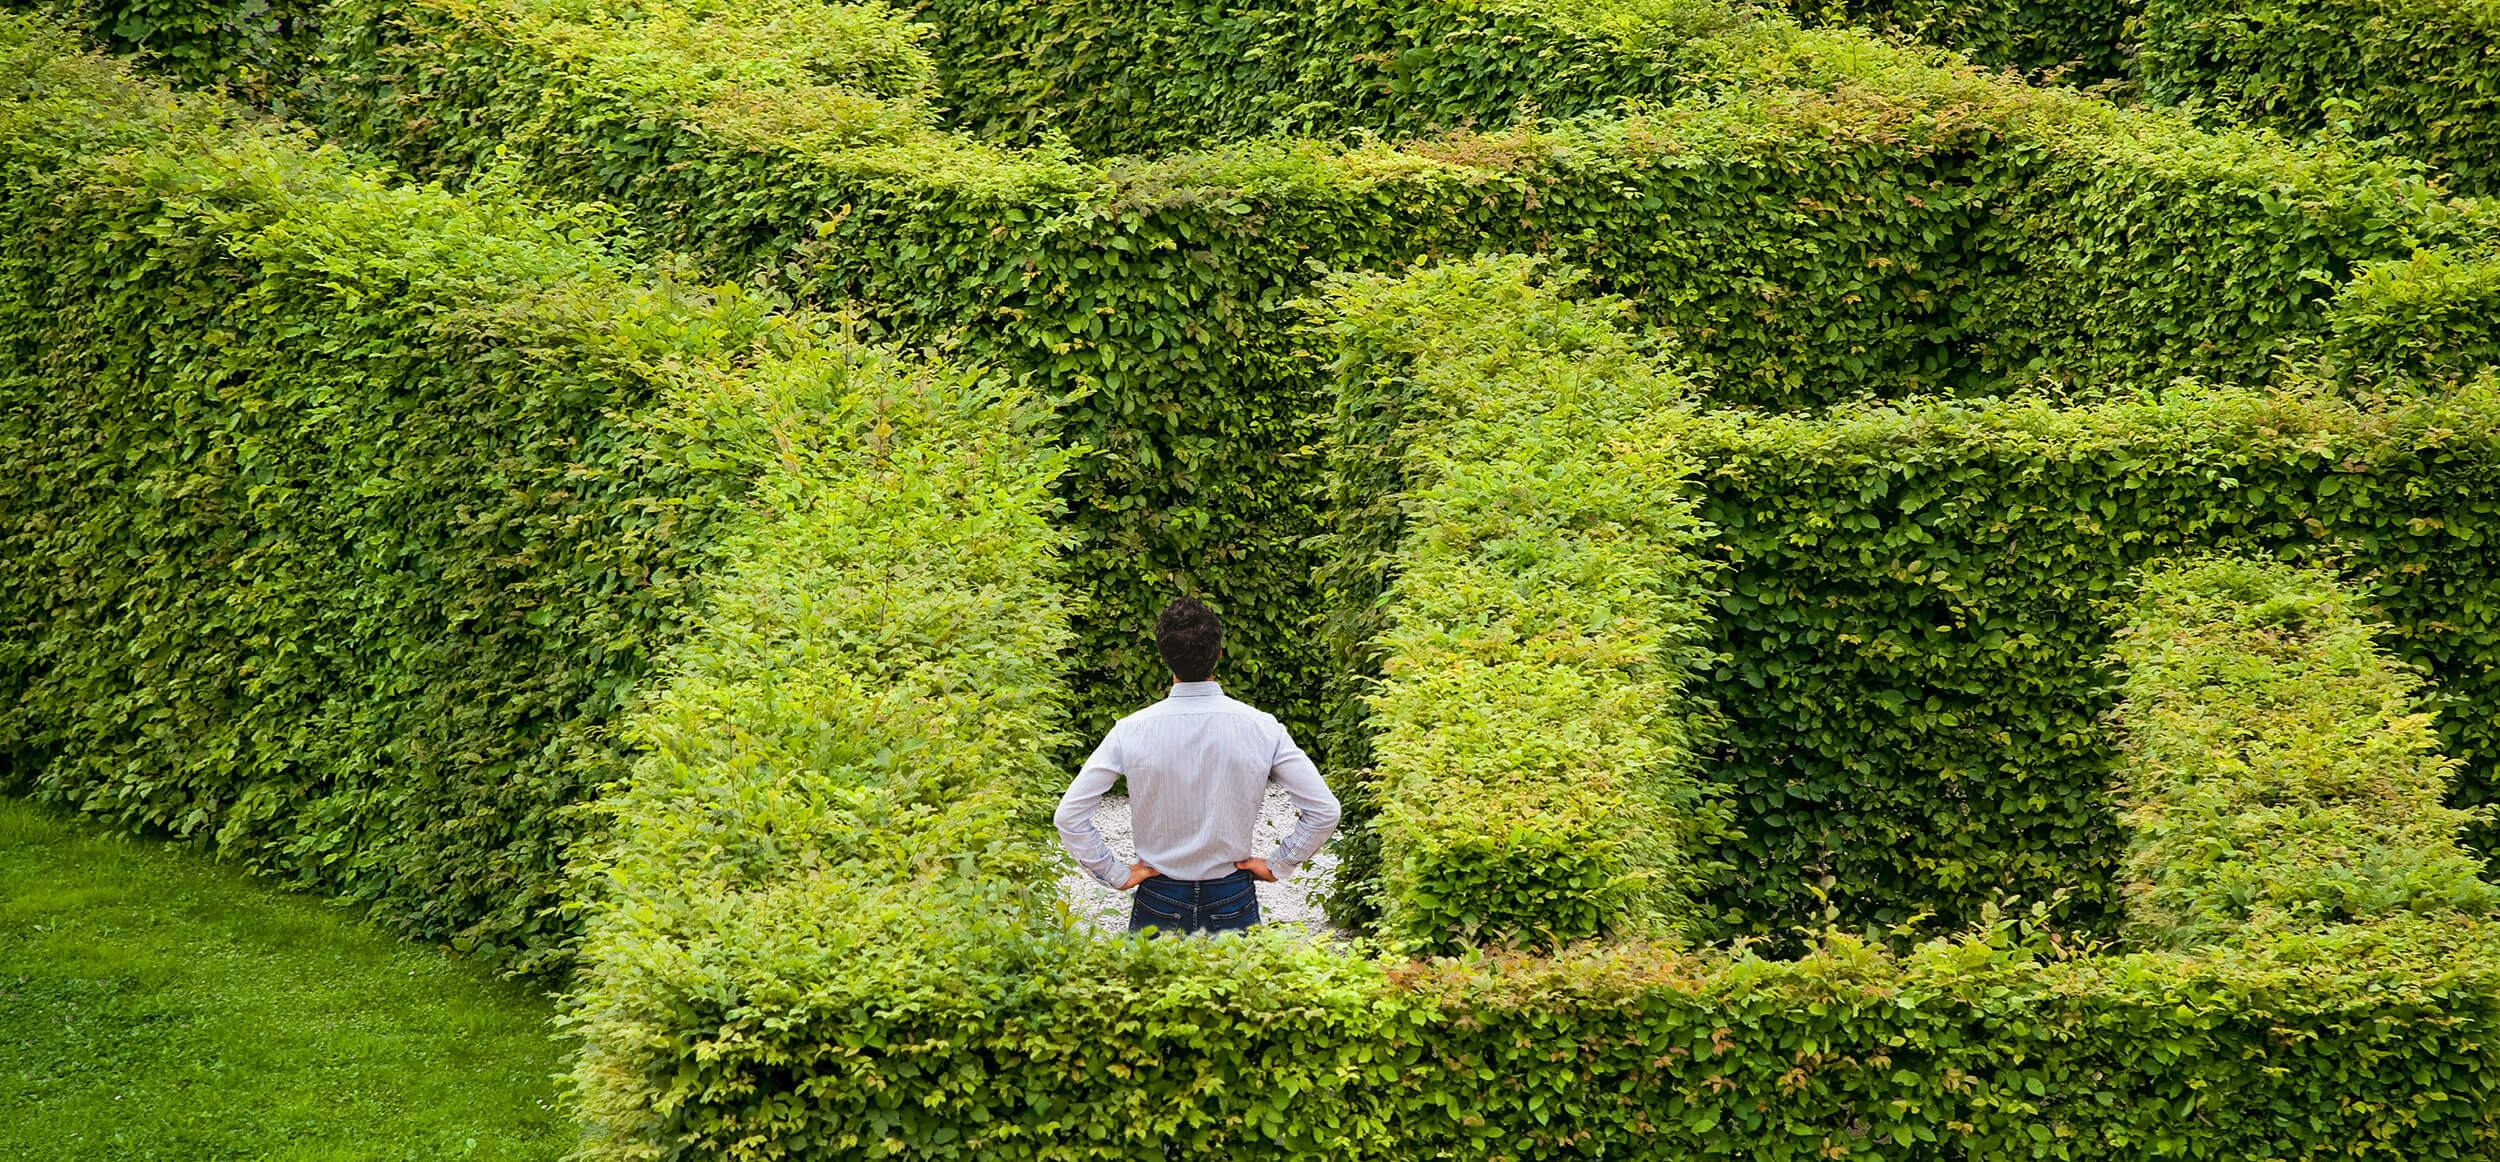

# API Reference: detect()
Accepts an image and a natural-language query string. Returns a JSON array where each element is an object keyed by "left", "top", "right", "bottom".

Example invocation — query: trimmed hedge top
[
  {"left": 1308, "top": 255, "right": 1730, "bottom": 950},
  {"left": 2112, "top": 556, "right": 2498, "bottom": 946},
  {"left": 568, "top": 340, "right": 1076, "bottom": 1156}
]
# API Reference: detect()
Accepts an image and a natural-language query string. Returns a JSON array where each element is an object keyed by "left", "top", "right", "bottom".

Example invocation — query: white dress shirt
[{"left": 1055, "top": 681, "right": 1340, "bottom": 888}]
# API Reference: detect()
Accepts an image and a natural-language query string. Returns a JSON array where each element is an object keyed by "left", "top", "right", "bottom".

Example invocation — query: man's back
[
  {"left": 1057, "top": 596, "right": 1337, "bottom": 935},
  {"left": 1058, "top": 682, "right": 1336, "bottom": 884}
]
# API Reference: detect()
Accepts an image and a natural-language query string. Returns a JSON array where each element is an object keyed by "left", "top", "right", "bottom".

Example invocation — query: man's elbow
[{"left": 1051, "top": 794, "right": 1091, "bottom": 835}]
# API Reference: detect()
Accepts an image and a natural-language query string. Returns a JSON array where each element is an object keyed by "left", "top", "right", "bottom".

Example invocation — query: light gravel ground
[{"left": 1057, "top": 785, "right": 1348, "bottom": 941}]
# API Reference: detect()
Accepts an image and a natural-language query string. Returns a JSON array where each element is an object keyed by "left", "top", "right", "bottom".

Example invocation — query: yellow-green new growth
[{"left": 2112, "top": 556, "right": 2499, "bottom": 946}]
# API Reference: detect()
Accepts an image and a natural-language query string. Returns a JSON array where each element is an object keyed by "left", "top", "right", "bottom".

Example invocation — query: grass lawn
[{"left": 0, "top": 798, "right": 576, "bottom": 1160}]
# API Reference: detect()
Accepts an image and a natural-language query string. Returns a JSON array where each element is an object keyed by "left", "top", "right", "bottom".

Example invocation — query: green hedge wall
[
  {"left": 905, "top": 0, "right": 2500, "bottom": 388},
  {"left": 2137, "top": 0, "right": 2500, "bottom": 199},
  {"left": 1764, "top": 0, "right": 2498, "bottom": 201},
  {"left": 574, "top": 452, "right": 2500, "bottom": 1158},
  {"left": 568, "top": 332, "right": 1077, "bottom": 1159},
  {"left": 578, "top": 890, "right": 2500, "bottom": 1160},
  {"left": 910, "top": 0, "right": 1747, "bottom": 157},
  {"left": 4, "top": 0, "right": 321, "bottom": 101},
  {"left": 1306, "top": 256, "right": 1729, "bottom": 949},
  {"left": 1784, "top": 0, "right": 2133, "bottom": 82},
  {"left": 1298, "top": 256, "right": 2500, "bottom": 943},
  {"left": 0, "top": 18, "right": 941, "bottom": 972},
  {"left": 2112, "top": 556, "right": 2497, "bottom": 946},
  {"left": 1687, "top": 383, "right": 2500, "bottom": 943},
  {"left": 305, "top": 0, "right": 2500, "bottom": 758}
]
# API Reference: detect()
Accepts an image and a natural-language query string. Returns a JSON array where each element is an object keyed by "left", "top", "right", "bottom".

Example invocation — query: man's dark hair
[{"left": 1155, "top": 597, "right": 1223, "bottom": 682}]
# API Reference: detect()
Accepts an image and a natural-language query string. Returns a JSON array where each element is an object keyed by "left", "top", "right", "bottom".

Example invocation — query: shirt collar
[{"left": 1167, "top": 681, "right": 1223, "bottom": 699}]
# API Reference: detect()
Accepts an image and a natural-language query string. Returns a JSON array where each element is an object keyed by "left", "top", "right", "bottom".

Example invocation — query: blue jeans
[{"left": 1129, "top": 868, "right": 1260, "bottom": 936}]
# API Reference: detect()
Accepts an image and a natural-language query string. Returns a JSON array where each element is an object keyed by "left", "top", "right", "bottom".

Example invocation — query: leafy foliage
[
  {"left": 2138, "top": 0, "right": 2500, "bottom": 198},
  {"left": 912, "top": 0, "right": 1752, "bottom": 157},
  {"left": 2, "top": 0, "right": 322, "bottom": 102},
  {"left": 574, "top": 898, "right": 2500, "bottom": 1160},
  {"left": 2111, "top": 556, "right": 2498, "bottom": 946},
  {"left": 1307, "top": 257, "right": 1729, "bottom": 950},
  {"left": 308, "top": 0, "right": 2500, "bottom": 754},
  {"left": 1687, "top": 382, "right": 2500, "bottom": 943},
  {"left": 567, "top": 333, "right": 1075, "bottom": 1160},
  {"left": 1781, "top": 0, "right": 2133, "bottom": 83},
  {"left": 0, "top": 20, "right": 868, "bottom": 971}
]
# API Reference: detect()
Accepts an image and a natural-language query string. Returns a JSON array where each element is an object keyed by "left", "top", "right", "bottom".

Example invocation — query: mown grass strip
[{"left": 0, "top": 798, "right": 573, "bottom": 1162}]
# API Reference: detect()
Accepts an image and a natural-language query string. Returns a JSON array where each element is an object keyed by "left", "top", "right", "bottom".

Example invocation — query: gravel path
[{"left": 1057, "top": 786, "right": 1347, "bottom": 941}]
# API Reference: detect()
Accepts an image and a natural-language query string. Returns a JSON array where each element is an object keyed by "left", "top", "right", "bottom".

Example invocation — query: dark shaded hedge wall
[
  {"left": 3, "top": 0, "right": 321, "bottom": 101},
  {"left": 1687, "top": 387, "right": 2500, "bottom": 942},
  {"left": 1786, "top": 0, "right": 2132, "bottom": 82},
  {"left": 2137, "top": 0, "right": 2500, "bottom": 198},
  {"left": 912, "top": 0, "right": 1746, "bottom": 157}
]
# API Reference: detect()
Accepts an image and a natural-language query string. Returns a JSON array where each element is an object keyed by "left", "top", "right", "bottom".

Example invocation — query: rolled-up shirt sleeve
[
  {"left": 1055, "top": 728, "right": 1129, "bottom": 889},
  {"left": 1263, "top": 724, "right": 1339, "bottom": 880}
]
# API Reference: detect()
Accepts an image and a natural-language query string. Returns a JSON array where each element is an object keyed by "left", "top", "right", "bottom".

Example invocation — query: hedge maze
[
  {"left": 10, "top": 0, "right": 2500, "bottom": 1154},
  {"left": 1810, "top": 0, "right": 2500, "bottom": 198}
]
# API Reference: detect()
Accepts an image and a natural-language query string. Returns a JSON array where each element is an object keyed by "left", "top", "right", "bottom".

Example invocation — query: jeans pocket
[
  {"left": 1202, "top": 890, "right": 1259, "bottom": 930},
  {"left": 1131, "top": 890, "right": 1191, "bottom": 934}
]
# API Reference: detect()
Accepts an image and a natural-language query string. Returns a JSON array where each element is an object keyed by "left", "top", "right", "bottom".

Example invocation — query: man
[{"left": 1055, "top": 596, "right": 1340, "bottom": 936}]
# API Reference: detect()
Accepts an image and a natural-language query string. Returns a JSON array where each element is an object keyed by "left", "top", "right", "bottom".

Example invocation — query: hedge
[
  {"left": 908, "top": 0, "right": 2500, "bottom": 388},
  {"left": 570, "top": 443, "right": 2500, "bottom": 1159},
  {"left": 1767, "top": 0, "right": 2500, "bottom": 200},
  {"left": 6, "top": 0, "right": 321, "bottom": 102},
  {"left": 1685, "top": 382, "right": 2500, "bottom": 943},
  {"left": 2136, "top": 0, "right": 2500, "bottom": 198},
  {"left": 569, "top": 316, "right": 1075, "bottom": 1159},
  {"left": 2111, "top": 556, "right": 2498, "bottom": 946},
  {"left": 1303, "top": 256, "right": 1728, "bottom": 948},
  {"left": 910, "top": 0, "right": 1748, "bottom": 157},
  {"left": 1783, "top": 0, "right": 2132, "bottom": 82},
  {"left": 574, "top": 880, "right": 2500, "bottom": 1161},
  {"left": 0, "top": 18, "right": 984, "bottom": 972},
  {"left": 1293, "top": 256, "right": 2500, "bottom": 942},
  {"left": 567, "top": 266, "right": 2500, "bottom": 1159},
  {"left": 301, "top": 0, "right": 2500, "bottom": 753}
]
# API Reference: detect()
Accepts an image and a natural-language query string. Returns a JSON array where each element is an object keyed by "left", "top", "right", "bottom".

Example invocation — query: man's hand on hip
[
  {"left": 1234, "top": 857, "right": 1276, "bottom": 883},
  {"left": 1120, "top": 861, "right": 1160, "bottom": 891}
]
